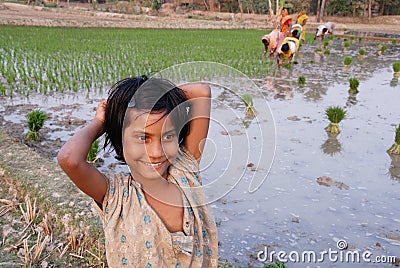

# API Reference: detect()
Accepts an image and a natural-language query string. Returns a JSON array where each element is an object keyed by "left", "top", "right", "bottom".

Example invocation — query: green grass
[
  {"left": 349, "top": 77, "right": 360, "bottom": 94},
  {"left": 325, "top": 106, "right": 346, "bottom": 134},
  {"left": 344, "top": 56, "right": 352, "bottom": 66},
  {"left": 388, "top": 124, "right": 400, "bottom": 155},
  {"left": 395, "top": 124, "right": 400, "bottom": 144},
  {"left": 393, "top": 62, "right": 400, "bottom": 73},
  {"left": 87, "top": 140, "right": 99, "bottom": 164},
  {"left": 25, "top": 109, "right": 47, "bottom": 141},
  {"left": 0, "top": 26, "right": 317, "bottom": 97},
  {"left": 298, "top": 75, "right": 306, "bottom": 85},
  {"left": 242, "top": 94, "right": 256, "bottom": 116},
  {"left": 326, "top": 106, "right": 346, "bottom": 124}
]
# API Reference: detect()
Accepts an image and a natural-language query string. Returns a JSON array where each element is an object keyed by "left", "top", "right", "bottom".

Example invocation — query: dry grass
[{"left": 0, "top": 129, "right": 107, "bottom": 267}]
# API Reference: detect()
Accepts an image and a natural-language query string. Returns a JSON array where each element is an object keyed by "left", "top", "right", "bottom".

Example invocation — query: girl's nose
[{"left": 147, "top": 141, "right": 164, "bottom": 159}]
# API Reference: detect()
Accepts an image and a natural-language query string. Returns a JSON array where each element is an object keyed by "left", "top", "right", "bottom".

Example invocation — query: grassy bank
[{"left": 0, "top": 128, "right": 106, "bottom": 267}]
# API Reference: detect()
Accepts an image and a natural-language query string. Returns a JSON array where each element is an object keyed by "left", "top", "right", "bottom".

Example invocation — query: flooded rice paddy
[{"left": 1, "top": 35, "right": 399, "bottom": 267}]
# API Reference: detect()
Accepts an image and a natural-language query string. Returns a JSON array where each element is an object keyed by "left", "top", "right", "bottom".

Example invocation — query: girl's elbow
[
  {"left": 197, "top": 83, "right": 211, "bottom": 98},
  {"left": 57, "top": 149, "right": 79, "bottom": 171}
]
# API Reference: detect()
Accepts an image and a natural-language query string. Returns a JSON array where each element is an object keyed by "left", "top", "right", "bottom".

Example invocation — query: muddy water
[{"left": 0, "top": 38, "right": 399, "bottom": 267}]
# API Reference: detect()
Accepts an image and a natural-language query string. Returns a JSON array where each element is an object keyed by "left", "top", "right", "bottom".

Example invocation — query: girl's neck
[{"left": 131, "top": 174, "right": 170, "bottom": 193}]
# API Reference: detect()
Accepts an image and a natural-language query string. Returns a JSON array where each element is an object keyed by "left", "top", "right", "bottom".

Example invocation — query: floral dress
[{"left": 96, "top": 148, "right": 218, "bottom": 267}]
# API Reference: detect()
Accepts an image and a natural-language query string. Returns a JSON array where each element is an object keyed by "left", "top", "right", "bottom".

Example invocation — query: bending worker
[{"left": 276, "top": 36, "right": 300, "bottom": 67}]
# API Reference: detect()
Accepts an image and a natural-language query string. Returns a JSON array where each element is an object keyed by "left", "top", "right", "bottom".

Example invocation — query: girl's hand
[{"left": 94, "top": 100, "right": 107, "bottom": 124}]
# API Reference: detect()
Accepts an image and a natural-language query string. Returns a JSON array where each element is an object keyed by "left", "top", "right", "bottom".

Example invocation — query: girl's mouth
[{"left": 144, "top": 161, "right": 167, "bottom": 169}]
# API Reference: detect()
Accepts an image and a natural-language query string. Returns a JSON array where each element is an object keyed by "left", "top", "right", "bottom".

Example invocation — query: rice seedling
[
  {"left": 392, "top": 39, "right": 397, "bottom": 45},
  {"left": 380, "top": 44, "right": 388, "bottom": 53},
  {"left": 323, "top": 40, "right": 329, "bottom": 48},
  {"left": 344, "top": 56, "right": 352, "bottom": 66},
  {"left": 393, "top": 62, "right": 400, "bottom": 74},
  {"left": 387, "top": 124, "right": 400, "bottom": 155},
  {"left": 359, "top": 49, "right": 366, "bottom": 56},
  {"left": 324, "top": 49, "right": 331, "bottom": 55},
  {"left": 25, "top": 110, "right": 47, "bottom": 142},
  {"left": 86, "top": 140, "right": 99, "bottom": 165},
  {"left": 348, "top": 77, "right": 360, "bottom": 94},
  {"left": 0, "top": 26, "right": 272, "bottom": 97},
  {"left": 343, "top": 41, "right": 351, "bottom": 48},
  {"left": 264, "top": 260, "right": 287, "bottom": 268},
  {"left": 241, "top": 94, "right": 256, "bottom": 117},
  {"left": 298, "top": 75, "right": 306, "bottom": 85},
  {"left": 283, "top": 62, "right": 292, "bottom": 70},
  {"left": 325, "top": 106, "right": 346, "bottom": 134}
]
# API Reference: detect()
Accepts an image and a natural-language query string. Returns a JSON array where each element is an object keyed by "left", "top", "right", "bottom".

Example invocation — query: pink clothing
[{"left": 262, "top": 29, "right": 284, "bottom": 53}]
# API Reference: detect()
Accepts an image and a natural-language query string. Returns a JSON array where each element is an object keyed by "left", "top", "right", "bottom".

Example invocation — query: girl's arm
[
  {"left": 57, "top": 101, "right": 108, "bottom": 204},
  {"left": 179, "top": 83, "right": 211, "bottom": 162}
]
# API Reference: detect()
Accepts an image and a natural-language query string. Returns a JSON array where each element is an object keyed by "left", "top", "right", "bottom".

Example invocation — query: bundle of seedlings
[
  {"left": 348, "top": 77, "right": 360, "bottom": 94},
  {"left": 388, "top": 124, "right": 400, "bottom": 155},
  {"left": 344, "top": 57, "right": 352, "bottom": 66},
  {"left": 325, "top": 106, "right": 346, "bottom": 134},
  {"left": 87, "top": 140, "right": 99, "bottom": 165},
  {"left": 242, "top": 94, "right": 257, "bottom": 117},
  {"left": 393, "top": 62, "right": 400, "bottom": 76},
  {"left": 378, "top": 44, "right": 388, "bottom": 55},
  {"left": 298, "top": 75, "right": 306, "bottom": 85},
  {"left": 25, "top": 110, "right": 47, "bottom": 142}
]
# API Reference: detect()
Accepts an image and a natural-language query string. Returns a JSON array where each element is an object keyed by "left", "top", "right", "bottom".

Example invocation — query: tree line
[{"left": 195, "top": 0, "right": 400, "bottom": 17}]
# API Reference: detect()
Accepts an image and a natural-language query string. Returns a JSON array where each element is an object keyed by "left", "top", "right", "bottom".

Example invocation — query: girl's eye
[
  {"left": 138, "top": 135, "right": 147, "bottom": 141},
  {"left": 163, "top": 133, "right": 175, "bottom": 141}
]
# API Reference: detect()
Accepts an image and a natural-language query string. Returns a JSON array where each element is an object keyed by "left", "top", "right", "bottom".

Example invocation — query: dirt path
[{"left": 1, "top": 2, "right": 400, "bottom": 35}]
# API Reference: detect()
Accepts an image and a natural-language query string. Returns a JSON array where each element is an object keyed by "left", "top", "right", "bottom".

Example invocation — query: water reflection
[
  {"left": 321, "top": 133, "right": 342, "bottom": 156},
  {"left": 388, "top": 154, "right": 400, "bottom": 181},
  {"left": 390, "top": 74, "right": 399, "bottom": 88},
  {"left": 346, "top": 93, "right": 358, "bottom": 107}
]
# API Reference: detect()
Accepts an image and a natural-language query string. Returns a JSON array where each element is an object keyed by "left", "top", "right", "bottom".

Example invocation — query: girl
[{"left": 57, "top": 76, "right": 218, "bottom": 267}]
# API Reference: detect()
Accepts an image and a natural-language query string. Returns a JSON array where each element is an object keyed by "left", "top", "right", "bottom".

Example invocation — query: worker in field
[
  {"left": 262, "top": 29, "right": 284, "bottom": 59},
  {"left": 276, "top": 36, "right": 300, "bottom": 67},
  {"left": 280, "top": 8, "right": 292, "bottom": 37},
  {"left": 290, "top": 24, "right": 303, "bottom": 40},
  {"left": 296, "top": 8, "right": 308, "bottom": 43},
  {"left": 314, "top": 22, "right": 335, "bottom": 40}
]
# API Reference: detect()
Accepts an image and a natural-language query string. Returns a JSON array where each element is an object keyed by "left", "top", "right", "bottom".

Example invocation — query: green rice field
[{"left": 0, "top": 26, "right": 280, "bottom": 97}]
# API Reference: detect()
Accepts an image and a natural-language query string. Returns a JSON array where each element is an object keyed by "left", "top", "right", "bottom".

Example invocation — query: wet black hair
[
  {"left": 322, "top": 28, "right": 328, "bottom": 33},
  {"left": 262, "top": 39, "right": 268, "bottom": 44},
  {"left": 104, "top": 76, "right": 191, "bottom": 163},
  {"left": 281, "top": 43, "right": 289, "bottom": 52},
  {"left": 292, "top": 30, "right": 299, "bottom": 39}
]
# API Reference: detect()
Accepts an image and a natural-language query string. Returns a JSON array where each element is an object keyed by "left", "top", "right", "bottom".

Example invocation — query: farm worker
[
  {"left": 296, "top": 9, "right": 308, "bottom": 42},
  {"left": 262, "top": 29, "right": 285, "bottom": 58},
  {"left": 276, "top": 36, "right": 300, "bottom": 67},
  {"left": 57, "top": 76, "right": 218, "bottom": 267},
  {"left": 314, "top": 22, "right": 335, "bottom": 40},
  {"left": 280, "top": 8, "right": 292, "bottom": 37},
  {"left": 290, "top": 24, "right": 303, "bottom": 40}
]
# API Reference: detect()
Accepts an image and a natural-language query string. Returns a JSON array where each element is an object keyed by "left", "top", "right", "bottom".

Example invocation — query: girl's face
[{"left": 122, "top": 108, "right": 179, "bottom": 181}]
